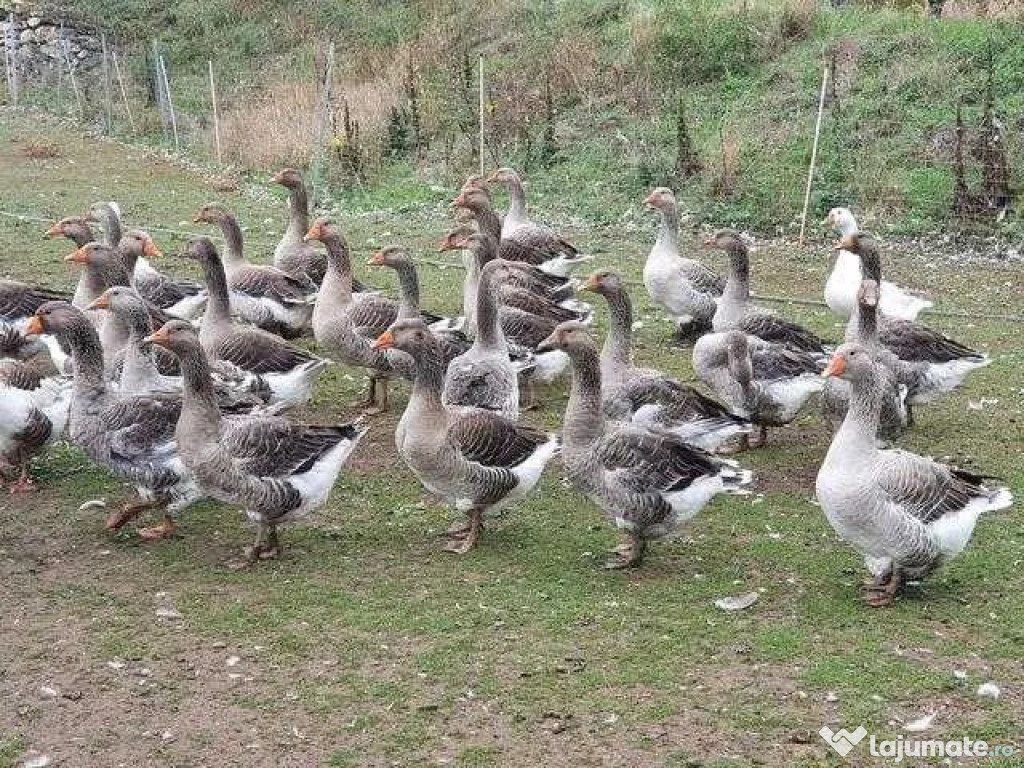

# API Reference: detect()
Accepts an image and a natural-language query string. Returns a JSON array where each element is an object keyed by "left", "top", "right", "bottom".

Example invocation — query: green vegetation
[
  {"left": 12, "top": 1, "right": 1021, "bottom": 234},
  {"left": 0, "top": 103, "right": 1021, "bottom": 765}
]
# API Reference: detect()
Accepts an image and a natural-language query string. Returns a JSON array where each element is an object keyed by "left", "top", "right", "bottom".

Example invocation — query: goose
[
  {"left": 485, "top": 167, "right": 592, "bottom": 275},
  {"left": 536, "top": 322, "right": 752, "bottom": 569},
  {"left": 372, "top": 319, "right": 559, "bottom": 554},
  {"left": 88, "top": 287, "right": 272, "bottom": 408},
  {"left": 45, "top": 216, "right": 99, "bottom": 313},
  {"left": 270, "top": 167, "right": 328, "bottom": 284},
  {"left": 193, "top": 203, "right": 315, "bottom": 338},
  {"left": 365, "top": 246, "right": 471, "bottom": 360},
  {"left": 579, "top": 268, "right": 751, "bottom": 451},
  {"left": 816, "top": 342, "right": 1012, "bottom": 605},
  {"left": 705, "top": 230, "right": 828, "bottom": 354},
  {"left": 824, "top": 207, "right": 932, "bottom": 320},
  {"left": 24, "top": 302, "right": 201, "bottom": 539},
  {"left": 692, "top": 330, "right": 825, "bottom": 450},
  {"left": 451, "top": 183, "right": 592, "bottom": 277},
  {"left": 821, "top": 279, "right": 909, "bottom": 441},
  {"left": 0, "top": 359, "right": 72, "bottom": 493},
  {"left": 84, "top": 200, "right": 123, "bottom": 247},
  {"left": 304, "top": 218, "right": 414, "bottom": 414},
  {"left": 146, "top": 319, "right": 368, "bottom": 565},
  {"left": 643, "top": 187, "right": 725, "bottom": 340},
  {"left": 179, "top": 237, "right": 329, "bottom": 407},
  {"left": 115, "top": 230, "right": 207, "bottom": 320},
  {"left": 838, "top": 231, "right": 991, "bottom": 419}
]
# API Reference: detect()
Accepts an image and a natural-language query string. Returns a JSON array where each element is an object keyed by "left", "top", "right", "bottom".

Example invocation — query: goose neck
[
  {"left": 654, "top": 203, "right": 680, "bottom": 252},
  {"left": 200, "top": 255, "right": 233, "bottom": 325},
  {"left": 391, "top": 262, "right": 421, "bottom": 320},
  {"left": 505, "top": 177, "right": 527, "bottom": 221},
  {"left": 601, "top": 286, "right": 634, "bottom": 371},
  {"left": 563, "top": 345, "right": 605, "bottom": 449},
  {"left": 217, "top": 215, "right": 246, "bottom": 266},
  {"left": 723, "top": 244, "right": 750, "bottom": 301},
  {"left": 177, "top": 343, "right": 222, "bottom": 442}
]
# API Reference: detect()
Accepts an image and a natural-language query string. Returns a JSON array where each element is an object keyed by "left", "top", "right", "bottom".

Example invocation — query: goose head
[
  {"left": 579, "top": 268, "right": 625, "bottom": 297},
  {"left": 485, "top": 167, "right": 521, "bottom": 187},
  {"left": 87, "top": 285, "right": 149, "bottom": 320},
  {"left": 367, "top": 245, "right": 412, "bottom": 269},
  {"left": 303, "top": 216, "right": 337, "bottom": 244},
  {"left": 270, "top": 167, "right": 304, "bottom": 189},
  {"left": 84, "top": 200, "right": 120, "bottom": 224},
  {"left": 702, "top": 229, "right": 747, "bottom": 252},
  {"left": 120, "top": 229, "right": 162, "bottom": 261},
  {"left": 45, "top": 216, "right": 92, "bottom": 243},
  {"left": 64, "top": 242, "right": 127, "bottom": 281},
  {"left": 179, "top": 236, "right": 220, "bottom": 265},
  {"left": 371, "top": 318, "right": 437, "bottom": 357},
  {"left": 450, "top": 185, "right": 490, "bottom": 211},
  {"left": 192, "top": 202, "right": 232, "bottom": 226},
  {"left": 439, "top": 226, "right": 479, "bottom": 253},
  {"left": 821, "top": 342, "right": 874, "bottom": 382},
  {"left": 144, "top": 318, "right": 201, "bottom": 355},
  {"left": 536, "top": 320, "right": 594, "bottom": 355},
  {"left": 643, "top": 186, "right": 676, "bottom": 211},
  {"left": 24, "top": 301, "right": 87, "bottom": 337},
  {"left": 824, "top": 207, "right": 858, "bottom": 237}
]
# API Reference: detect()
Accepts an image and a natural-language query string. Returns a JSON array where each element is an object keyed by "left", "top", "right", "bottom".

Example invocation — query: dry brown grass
[{"left": 21, "top": 137, "right": 62, "bottom": 159}]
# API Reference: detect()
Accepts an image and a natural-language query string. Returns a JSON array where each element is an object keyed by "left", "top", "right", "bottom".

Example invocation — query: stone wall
[{"left": 0, "top": 3, "right": 102, "bottom": 86}]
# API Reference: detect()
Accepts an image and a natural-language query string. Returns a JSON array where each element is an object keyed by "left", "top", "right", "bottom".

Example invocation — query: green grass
[{"left": 0, "top": 113, "right": 1021, "bottom": 766}]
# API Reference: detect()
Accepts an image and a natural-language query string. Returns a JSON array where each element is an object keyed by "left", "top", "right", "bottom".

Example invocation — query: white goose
[
  {"left": 816, "top": 343, "right": 1011, "bottom": 606},
  {"left": 824, "top": 207, "right": 932, "bottom": 320}
]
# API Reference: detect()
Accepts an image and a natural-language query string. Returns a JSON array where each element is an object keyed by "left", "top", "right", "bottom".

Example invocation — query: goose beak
[
  {"left": 371, "top": 331, "right": 394, "bottom": 351},
  {"left": 643, "top": 192, "right": 658, "bottom": 208},
  {"left": 366, "top": 250, "right": 385, "bottom": 266},
  {"left": 438, "top": 236, "right": 455, "bottom": 252},
  {"left": 64, "top": 247, "right": 88, "bottom": 264},
  {"left": 143, "top": 327, "right": 170, "bottom": 348},
  {"left": 302, "top": 225, "right": 320, "bottom": 243},
  {"left": 270, "top": 170, "right": 284, "bottom": 184},
  {"left": 87, "top": 294, "right": 111, "bottom": 311},
  {"left": 536, "top": 331, "right": 559, "bottom": 354},
  {"left": 702, "top": 235, "right": 715, "bottom": 247},
  {"left": 450, "top": 191, "right": 468, "bottom": 208},
  {"left": 23, "top": 315, "right": 45, "bottom": 336},
  {"left": 578, "top": 275, "right": 599, "bottom": 293},
  {"left": 484, "top": 170, "right": 500, "bottom": 184},
  {"left": 821, "top": 356, "right": 846, "bottom": 378},
  {"left": 44, "top": 223, "right": 63, "bottom": 239},
  {"left": 143, "top": 238, "right": 163, "bottom": 259}
]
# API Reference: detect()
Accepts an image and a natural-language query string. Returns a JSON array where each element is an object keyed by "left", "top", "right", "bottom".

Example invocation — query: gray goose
[
  {"left": 372, "top": 319, "right": 559, "bottom": 554},
  {"left": 89, "top": 287, "right": 272, "bottom": 409},
  {"left": 116, "top": 229, "right": 207, "bottom": 319},
  {"left": 24, "top": 302, "right": 201, "bottom": 539},
  {"left": 838, "top": 231, "right": 990, "bottom": 418},
  {"left": 705, "top": 230, "right": 828, "bottom": 354},
  {"left": 580, "top": 269, "right": 751, "bottom": 451},
  {"left": 146, "top": 319, "right": 368, "bottom": 566},
  {"left": 643, "top": 187, "right": 724, "bottom": 340},
  {"left": 193, "top": 203, "right": 315, "bottom": 339},
  {"left": 180, "top": 237, "right": 328, "bottom": 407},
  {"left": 485, "top": 167, "right": 592, "bottom": 276},
  {"left": 816, "top": 343, "right": 1011, "bottom": 606},
  {"left": 537, "top": 322, "right": 752, "bottom": 569},
  {"left": 821, "top": 279, "right": 908, "bottom": 441},
  {"left": 0, "top": 358, "right": 72, "bottom": 493},
  {"left": 692, "top": 330, "right": 825, "bottom": 450},
  {"left": 451, "top": 183, "right": 591, "bottom": 277},
  {"left": 270, "top": 167, "right": 327, "bottom": 284},
  {"left": 304, "top": 219, "right": 414, "bottom": 414}
]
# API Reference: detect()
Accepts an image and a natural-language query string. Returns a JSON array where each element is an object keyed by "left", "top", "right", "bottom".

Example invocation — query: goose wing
[
  {"left": 681, "top": 261, "right": 726, "bottom": 295},
  {"left": 448, "top": 412, "right": 550, "bottom": 469},
  {"left": 875, "top": 452, "right": 998, "bottom": 524},
  {"left": 222, "top": 416, "right": 357, "bottom": 478},
  {"left": 596, "top": 428, "right": 720, "bottom": 495},
  {"left": 0, "top": 281, "right": 70, "bottom": 321},
  {"left": 102, "top": 395, "right": 180, "bottom": 460},
  {"left": 879, "top": 319, "right": 981, "bottom": 363},
  {"left": 748, "top": 341, "right": 824, "bottom": 379},
  {"left": 215, "top": 330, "right": 318, "bottom": 374},
  {"left": 740, "top": 312, "right": 827, "bottom": 354},
  {"left": 349, "top": 294, "right": 400, "bottom": 338},
  {"left": 232, "top": 266, "right": 313, "bottom": 304}
]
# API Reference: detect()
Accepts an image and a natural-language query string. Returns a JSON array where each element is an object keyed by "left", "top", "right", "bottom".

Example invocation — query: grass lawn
[{"left": 0, "top": 112, "right": 1020, "bottom": 767}]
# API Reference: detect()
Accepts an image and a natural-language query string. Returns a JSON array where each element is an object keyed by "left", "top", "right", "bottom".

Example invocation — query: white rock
[
  {"left": 953, "top": 669, "right": 968, "bottom": 681},
  {"left": 38, "top": 686, "right": 58, "bottom": 699},
  {"left": 226, "top": 655, "right": 241, "bottom": 667},
  {"left": 904, "top": 713, "right": 936, "bottom": 732},
  {"left": 976, "top": 683, "right": 1000, "bottom": 699},
  {"left": 155, "top": 607, "right": 182, "bottom": 620},
  {"left": 714, "top": 591, "right": 759, "bottom": 612},
  {"left": 20, "top": 754, "right": 52, "bottom": 768}
]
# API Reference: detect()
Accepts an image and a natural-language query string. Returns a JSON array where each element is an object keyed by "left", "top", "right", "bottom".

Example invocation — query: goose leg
[
  {"left": 905, "top": 402, "right": 916, "bottom": 427},
  {"left": 363, "top": 378, "right": 389, "bottom": 416},
  {"left": 351, "top": 376, "right": 377, "bottom": 410},
  {"left": 603, "top": 532, "right": 646, "bottom": 569},
  {"left": 105, "top": 495, "right": 166, "bottom": 530},
  {"left": 715, "top": 432, "right": 750, "bottom": 455},
  {"left": 233, "top": 524, "right": 269, "bottom": 568},
  {"left": 259, "top": 525, "right": 281, "bottom": 560},
  {"left": 862, "top": 568, "right": 904, "bottom": 607},
  {"left": 520, "top": 374, "right": 540, "bottom": 411},
  {"left": 748, "top": 425, "right": 768, "bottom": 449},
  {"left": 440, "top": 517, "right": 472, "bottom": 540},
  {"left": 138, "top": 515, "right": 177, "bottom": 540},
  {"left": 444, "top": 508, "right": 483, "bottom": 554}
]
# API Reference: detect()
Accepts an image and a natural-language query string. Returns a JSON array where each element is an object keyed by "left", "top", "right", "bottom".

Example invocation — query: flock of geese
[{"left": 0, "top": 167, "right": 1013, "bottom": 604}]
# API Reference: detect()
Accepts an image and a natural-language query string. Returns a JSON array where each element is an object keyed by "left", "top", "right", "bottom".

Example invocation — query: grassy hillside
[{"left": 23, "top": 0, "right": 1024, "bottom": 236}]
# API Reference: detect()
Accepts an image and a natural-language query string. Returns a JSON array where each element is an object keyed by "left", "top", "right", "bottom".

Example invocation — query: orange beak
[
  {"left": 143, "top": 238, "right": 162, "bottom": 259},
  {"left": 366, "top": 249, "right": 386, "bottom": 266},
  {"left": 485, "top": 170, "right": 500, "bottom": 184},
  {"left": 24, "top": 315, "right": 45, "bottom": 336},
  {"left": 64, "top": 247, "right": 89, "bottom": 264},
  {"left": 142, "top": 326, "right": 171, "bottom": 347},
  {"left": 87, "top": 293, "right": 111, "bottom": 311},
  {"left": 450, "top": 190, "right": 469, "bottom": 208},
  {"left": 579, "top": 274, "right": 599, "bottom": 293},
  {"left": 45, "top": 223, "right": 63, "bottom": 238},
  {"left": 370, "top": 330, "right": 394, "bottom": 351},
  {"left": 821, "top": 355, "right": 846, "bottom": 378},
  {"left": 303, "top": 223, "right": 322, "bottom": 243},
  {"left": 643, "top": 192, "right": 659, "bottom": 208},
  {"left": 438, "top": 234, "right": 455, "bottom": 252}
]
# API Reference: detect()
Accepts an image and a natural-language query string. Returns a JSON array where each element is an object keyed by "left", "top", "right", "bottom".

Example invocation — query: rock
[
  {"left": 38, "top": 686, "right": 58, "bottom": 699},
  {"left": 976, "top": 682, "right": 1000, "bottom": 699},
  {"left": 904, "top": 713, "right": 935, "bottom": 732},
  {"left": 18, "top": 753, "right": 52, "bottom": 768},
  {"left": 714, "top": 591, "right": 759, "bottom": 612},
  {"left": 19, "top": 28, "right": 33, "bottom": 43},
  {"left": 155, "top": 607, "right": 183, "bottom": 620},
  {"left": 226, "top": 655, "right": 241, "bottom": 667},
  {"left": 26, "top": 16, "right": 40, "bottom": 28}
]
